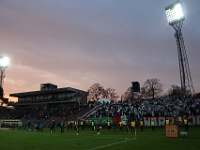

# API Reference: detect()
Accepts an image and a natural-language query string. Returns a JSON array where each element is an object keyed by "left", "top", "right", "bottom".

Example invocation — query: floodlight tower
[
  {"left": 0, "top": 56, "right": 9, "bottom": 89},
  {"left": 165, "top": 1, "right": 195, "bottom": 99}
]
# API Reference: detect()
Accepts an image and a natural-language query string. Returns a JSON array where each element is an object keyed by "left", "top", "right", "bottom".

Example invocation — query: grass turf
[{"left": 0, "top": 126, "right": 200, "bottom": 150}]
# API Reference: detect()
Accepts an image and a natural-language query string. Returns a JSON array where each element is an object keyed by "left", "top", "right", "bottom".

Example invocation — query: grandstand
[
  {"left": 5, "top": 83, "right": 88, "bottom": 126},
  {"left": 0, "top": 83, "right": 199, "bottom": 129}
]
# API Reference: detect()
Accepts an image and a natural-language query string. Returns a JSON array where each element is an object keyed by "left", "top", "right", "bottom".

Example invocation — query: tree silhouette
[
  {"left": 141, "top": 78, "right": 163, "bottom": 99},
  {"left": 88, "top": 83, "right": 119, "bottom": 102}
]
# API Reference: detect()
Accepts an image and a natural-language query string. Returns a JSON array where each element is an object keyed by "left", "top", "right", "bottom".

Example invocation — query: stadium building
[{"left": 9, "top": 83, "right": 88, "bottom": 119}]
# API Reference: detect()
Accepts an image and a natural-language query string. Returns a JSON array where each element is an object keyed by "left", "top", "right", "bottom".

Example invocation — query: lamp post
[
  {"left": 0, "top": 56, "right": 9, "bottom": 90},
  {"left": 165, "top": 1, "right": 195, "bottom": 99}
]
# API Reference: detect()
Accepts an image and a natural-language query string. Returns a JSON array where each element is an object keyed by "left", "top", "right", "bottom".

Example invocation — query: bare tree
[
  {"left": 102, "top": 88, "right": 109, "bottom": 99},
  {"left": 141, "top": 78, "right": 163, "bottom": 99},
  {"left": 88, "top": 83, "right": 104, "bottom": 101},
  {"left": 168, "top": 84, "right": 181, "bottom": 98},
  {"left": 104, "top": 87, "right": 119, "bottom": 102},
  {"left": 122, "top": 87, "right": 141, "bottom": 102},
  {"left": 168, "top": 84, "right": 191, "bottom": 99},
  {"left": 88, "top": 83, "right": 119, "bottom": 102},
  {"left": 121, "top": 87, "right": 133, "bottom": 101}
]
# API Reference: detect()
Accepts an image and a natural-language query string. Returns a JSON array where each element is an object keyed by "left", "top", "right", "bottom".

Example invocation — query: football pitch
[{"left": 0, "top": 126, "right": 200, "bottom": 150}]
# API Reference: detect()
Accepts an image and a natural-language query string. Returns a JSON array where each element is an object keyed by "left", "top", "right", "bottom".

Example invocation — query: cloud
[{"left": 1, "top": 0, "right": 200, "bottom": 101}]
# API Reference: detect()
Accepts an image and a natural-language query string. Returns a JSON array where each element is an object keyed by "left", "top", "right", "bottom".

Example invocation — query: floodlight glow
[
  {"left": 0, "top": 56, "right": 9, "bottom": 67},
  {"left": 165, "top": 1, "right": 185, "bottom": 25},
  {"left": 174, "top": 4, "right": 184, "bottom": 18}
]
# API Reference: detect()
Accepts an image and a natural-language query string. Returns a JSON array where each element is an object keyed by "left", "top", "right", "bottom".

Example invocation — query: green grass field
[{"left": 0, "top": 126, "right": 200, "bottom": 150}]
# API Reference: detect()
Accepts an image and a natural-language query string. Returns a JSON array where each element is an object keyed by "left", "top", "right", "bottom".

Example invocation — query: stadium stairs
[
  {"left": 42, "top": 105, "right": 103, "bottom": 126},
  {"left": 77, "top": 105, "right": 102, "bottom": 120}
]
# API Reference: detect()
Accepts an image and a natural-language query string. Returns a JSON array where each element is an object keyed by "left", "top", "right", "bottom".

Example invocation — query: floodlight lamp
[
  {"left": 0, "top": 56, "right": 9, "bottom": 68},
  {"left": 165, "top": 1, "right": 185, "bottom": 25}
]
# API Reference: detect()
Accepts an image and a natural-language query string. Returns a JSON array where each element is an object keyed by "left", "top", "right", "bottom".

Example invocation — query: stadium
[
  {"left": 0, "top": 82, "right": 200, "bottom": 150},
  {"left": 0, "top": 1, "right": 200, "bottom": 149}
]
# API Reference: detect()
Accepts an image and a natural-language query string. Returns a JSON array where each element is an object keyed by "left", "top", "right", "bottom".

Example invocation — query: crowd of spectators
[
  {"left": 0, "top": 98, "right": 199, "bottom": 122},
  {"left": 0, "top": 103, "right": 87, "bottom": 121},
  {"left": 92, "top": 98, "right": 200, "bottom": 119},
  {"left": 0, "top": 106, "right": 16, "bottom": 119}
]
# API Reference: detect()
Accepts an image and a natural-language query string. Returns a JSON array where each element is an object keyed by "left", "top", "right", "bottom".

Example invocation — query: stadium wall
[
  {"left": 143, "top": 115, "right": 200, "bottom": 126},
  {"left": 84, "top": 115, "right": 200, "bottom": 126}
]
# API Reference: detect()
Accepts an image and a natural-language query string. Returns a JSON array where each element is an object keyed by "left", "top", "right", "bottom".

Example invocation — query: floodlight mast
[
  {"left": 0, "top": 69, "right": 5, "bottom": 88},
  {"left": 0, "top": 56, "right": 9, "bottom": 89},
  {"left": 165, "top": 1, "right": 195, "bottom": 99}
]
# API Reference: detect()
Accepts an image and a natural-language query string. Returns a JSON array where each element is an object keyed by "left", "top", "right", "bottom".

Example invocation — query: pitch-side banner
[
  {"left": 84, "top": 115, "right": 200, "bottom": 126},
  {"left": 143, "top": 115, "right": 200, "bottom": 126},
  {"left": 84, "top": 117, "right": 112, "bottom": 124}
]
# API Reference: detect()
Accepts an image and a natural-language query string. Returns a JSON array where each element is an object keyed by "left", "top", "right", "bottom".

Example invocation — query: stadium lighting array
[
  {"left": 0, "top": 56, "right": 9, "bottom": 68},
  {"left": 165, "top": 1, "right": 195, "bottom": 98},
  {"left": 165, "top": 1, "right": 185, "bottom": 25}
]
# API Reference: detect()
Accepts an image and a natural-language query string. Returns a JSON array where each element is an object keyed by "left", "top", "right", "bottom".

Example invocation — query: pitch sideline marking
[{"left": 87, "top": 138, "right": 136, "bottom": 150}]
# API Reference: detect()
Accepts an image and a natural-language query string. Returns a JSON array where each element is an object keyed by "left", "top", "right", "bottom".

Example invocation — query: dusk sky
[{"left": 0, "top": 0, "right": 200, "bottom": 101}]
